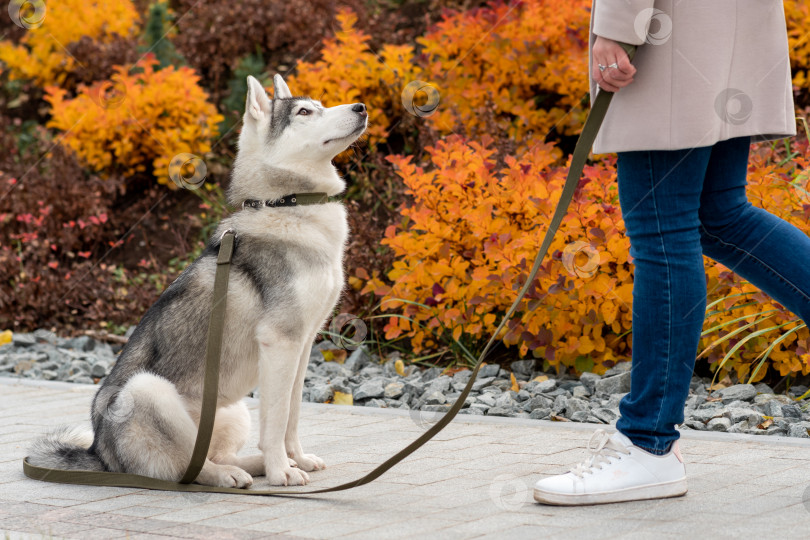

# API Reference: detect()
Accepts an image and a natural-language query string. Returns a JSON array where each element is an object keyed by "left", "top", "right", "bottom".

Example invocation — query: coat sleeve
[{"left": 592, "top": 0, "right": 655, "bottom": 45}]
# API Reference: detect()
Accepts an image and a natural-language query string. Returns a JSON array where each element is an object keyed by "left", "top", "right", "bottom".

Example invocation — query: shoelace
[{"left": 569, "top": 429, "right": 632, "bottom": 478}]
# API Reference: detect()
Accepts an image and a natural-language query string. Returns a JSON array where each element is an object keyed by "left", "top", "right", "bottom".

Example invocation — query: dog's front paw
[
  {"left": 211, "top": 465, "right": 254, "bottom": 488},
  {"left": 291, "top": 453, "right": 326, "bottom": 472},
  {"left": 267, "top": 465, "right": 310, "bottom": 486}
]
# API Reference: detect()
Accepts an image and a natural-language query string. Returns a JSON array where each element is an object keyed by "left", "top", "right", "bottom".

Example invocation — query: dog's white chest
[{"left": 293, "top": 248, "right": 344, "bottom": 310}]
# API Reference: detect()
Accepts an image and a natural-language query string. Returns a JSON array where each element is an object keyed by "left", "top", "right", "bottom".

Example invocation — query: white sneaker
[{"left": 533, "top": 428, "right": 687, "bottom": 505}]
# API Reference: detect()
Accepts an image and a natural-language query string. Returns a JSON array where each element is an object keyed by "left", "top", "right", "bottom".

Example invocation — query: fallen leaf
[
  {"left": 550, "top": 415, "right": 570, "bottom": 422},
  {"left": 0, "top": 330, "right": 11, "bottom": 347},
  {"left": 333, "top": 391, "right": 353, "bottom": 406},
  {"left": 705, "top": 396, "right": 722, "bottom": 402},
  {"left": 709, "top": 374, "right": 732, "bottom": 392},
  {"left": 321, "top": 349, "right": 347, "bottom": 364},
  {"left": 395, "top": 359, "right": 405, "bottom": 377},
  {"left": 510, "top": 373, "right": 519, "bottom": 392},
  {"left": 532, "top": 375, "right": 548, "bottom": 383},
  {"left": 757, "top": 418, "right": 773, "bottom": 430}
]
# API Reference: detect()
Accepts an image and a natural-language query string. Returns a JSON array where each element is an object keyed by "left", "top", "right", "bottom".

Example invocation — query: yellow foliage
[
  {"left": 45, "top": 56, "right": 223, "bottom": 187},
  {"left": 364, "top": 136, "right": 634, "bottom": 374},
  {"left": 0, "top": 0, "right": 140, "bottom": 87},
  {"left": 417, "top": 0, "right": 592, "bottom": 143},
  {"left": 0, "top": 330, "right": 12, "bottom": 347},
  {"left": 785, "top": 0, "right": 810, "bottom": 94},
  {"left": 363, "top": 137, "right": 810, "bottom": 379},
  {"left": 287, "top": 2, "right": 592, "bottom": 151},
  {"left": 285, "top": 10, "right": 422, "bottom": 147}
]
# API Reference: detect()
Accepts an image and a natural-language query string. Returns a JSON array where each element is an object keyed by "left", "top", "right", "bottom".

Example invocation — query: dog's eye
[{"left": 297, "top": 108, "right": 311, "bottom": 116}]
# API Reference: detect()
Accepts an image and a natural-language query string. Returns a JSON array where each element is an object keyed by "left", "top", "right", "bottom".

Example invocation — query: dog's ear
[
  {"left": 273, "top": 74, "right": 293, "bottom": 99},
  {"left": 245, "top": 75, "right": 271, "bottom": 122}
]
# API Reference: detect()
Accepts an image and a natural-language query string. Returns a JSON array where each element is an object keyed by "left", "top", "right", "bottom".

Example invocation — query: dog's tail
[{"left": 26, "top": 425, "right": 105, "bottom": 472}]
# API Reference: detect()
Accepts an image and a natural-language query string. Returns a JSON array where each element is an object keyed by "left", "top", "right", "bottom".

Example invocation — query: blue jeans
[{"left": 614, "top": 136, "right": 810, "bottom": 455}]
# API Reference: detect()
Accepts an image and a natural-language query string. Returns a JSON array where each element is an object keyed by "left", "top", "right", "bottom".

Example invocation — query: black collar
[{"left": 241, "top": 192, "right": 330, "bottom": 210}]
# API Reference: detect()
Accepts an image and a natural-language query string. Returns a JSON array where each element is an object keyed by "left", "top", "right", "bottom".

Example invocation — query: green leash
[
  {"left": 23, "top": 43, "right": 637, "bottom": 495},
  {"left": 180, "top": 228, "right": 235, "bottom": 485}
]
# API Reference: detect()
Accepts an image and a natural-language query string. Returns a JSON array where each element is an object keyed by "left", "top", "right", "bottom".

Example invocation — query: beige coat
[{"left": 589, "top": 0, "right": 797, "bottom": 154}]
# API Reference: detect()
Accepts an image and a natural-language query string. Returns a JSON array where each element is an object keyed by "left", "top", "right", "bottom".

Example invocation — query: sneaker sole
[{"left": 533, "top": 478, "right": 688, "bottom": 506}]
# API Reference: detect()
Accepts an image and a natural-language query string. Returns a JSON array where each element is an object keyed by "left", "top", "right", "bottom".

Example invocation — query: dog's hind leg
[
  {"left": 285, "top": 339, "right": 325, "bottom": 472},
  {"left": 207, "top": 401, "right": 264, "bottom": 477},
  {"left": 116, "top": 373, "right": 253, "bottom": 488}
]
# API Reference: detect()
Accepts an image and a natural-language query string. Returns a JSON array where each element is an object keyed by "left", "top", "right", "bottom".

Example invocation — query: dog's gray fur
[{"left": 27, "top": 74, "right": 367, "bottom": 487}]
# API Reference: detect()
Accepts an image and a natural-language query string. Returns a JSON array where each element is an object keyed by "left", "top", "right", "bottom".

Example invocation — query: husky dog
[{"left": 28, "top": 74, "right": 367, "bottom": 487}]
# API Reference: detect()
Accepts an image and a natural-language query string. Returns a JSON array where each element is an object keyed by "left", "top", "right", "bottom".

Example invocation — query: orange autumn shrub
[
  {"left": 785, "top": 0, "right": 810, "bottom": 100},
  {"left": 0, "top": 0, "right": 140, "bottom": 87},
  {"left": 417, "top": 0, "right": 592, "bottom": 144},
  {"left": 45, "top": 56, "right": 223, "bottom": 188},
  {"left": 288, "top": 1, "right": 592, "bottom": 150},
  {"left": 286, "top": 10, "right": 422, "bottom": 146},
  {"left": 362, "top": 136, "right": 635, "bottom": 374},
  {"left": 363, "top": 137, "right": 810, "bottom": 378}
]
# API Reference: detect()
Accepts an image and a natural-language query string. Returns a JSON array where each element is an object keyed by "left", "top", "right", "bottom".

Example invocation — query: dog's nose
[{"left": 352, "top": 103, "right": 366, "bottom": 115}]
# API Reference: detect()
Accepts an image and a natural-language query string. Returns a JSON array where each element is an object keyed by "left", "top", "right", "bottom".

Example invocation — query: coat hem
[{"left": 592, "top": 130, "right": 798, "bottom": 155}]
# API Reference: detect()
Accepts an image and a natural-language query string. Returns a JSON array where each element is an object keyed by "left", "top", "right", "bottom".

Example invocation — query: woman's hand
[{"left": 592, "top": 36, "right": 636, "bottom": 93}]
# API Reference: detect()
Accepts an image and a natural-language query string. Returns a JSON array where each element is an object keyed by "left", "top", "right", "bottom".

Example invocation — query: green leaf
[{"left": 574, "top": 355, "right": 594, "bottom": 373}]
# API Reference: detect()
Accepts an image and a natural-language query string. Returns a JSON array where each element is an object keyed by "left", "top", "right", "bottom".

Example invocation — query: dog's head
[{"left": 228, "top": 74, "right": 367, "bottom": 205}]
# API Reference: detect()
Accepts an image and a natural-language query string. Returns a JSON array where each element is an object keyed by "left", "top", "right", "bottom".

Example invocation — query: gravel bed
[{"left": 3, "top": 329, "right": 810, "bottom": 439}]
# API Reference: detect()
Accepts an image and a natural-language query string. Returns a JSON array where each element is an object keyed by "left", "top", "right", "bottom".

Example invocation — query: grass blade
[
  {"left": 698, "top": 312, "right": 777, "bottom": 358},
  {"left": 712, "top": 322, "right": 786, "bottom": 383},
  {"left": 746, "top": 321, "right": 807, "bottom": 384},
  {"left": 700, "top": 309, "right": 779, "bottom": 338}
]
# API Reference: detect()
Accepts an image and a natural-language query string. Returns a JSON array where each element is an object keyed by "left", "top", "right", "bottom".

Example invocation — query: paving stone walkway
[{"left": 2, "top": 377, "right": 810, "bottom": 539}]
